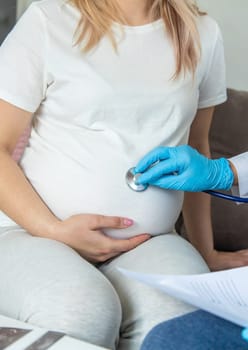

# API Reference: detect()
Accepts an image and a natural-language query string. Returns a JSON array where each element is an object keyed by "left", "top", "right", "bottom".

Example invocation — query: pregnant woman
[{"left": 0, "top": 0, "right": 226, "bottom": 349}]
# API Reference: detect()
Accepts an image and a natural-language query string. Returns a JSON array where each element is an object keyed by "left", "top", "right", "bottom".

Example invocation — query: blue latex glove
[
  {"left": 241, "top": 328, "right": 248, "bottom": 342},
  {"left": 134, "top": 145, "right": 234, "bottom": 192}
]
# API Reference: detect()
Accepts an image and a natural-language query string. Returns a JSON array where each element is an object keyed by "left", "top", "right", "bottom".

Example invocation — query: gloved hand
[
  {"left": 134, "top": 145, "right": 234, "bottom": 192},
  {"left": 241, "top": 328, "right": 248, "bottom": 342}
]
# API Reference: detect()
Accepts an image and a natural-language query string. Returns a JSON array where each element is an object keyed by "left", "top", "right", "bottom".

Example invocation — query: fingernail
[{"left": 123, "top": 218, "right": 133, "bottom": 226}]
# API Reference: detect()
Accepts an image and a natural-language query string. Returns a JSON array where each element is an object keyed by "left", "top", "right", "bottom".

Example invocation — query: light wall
[
  {"left": 16, "top": 0, "right": 32, "bottom": 18},
  {"left": 17, "top": 0, "right": 248, "bottom": 90},
  {"left": 197, "top": 0, "right": 248, "bottom": 90}
]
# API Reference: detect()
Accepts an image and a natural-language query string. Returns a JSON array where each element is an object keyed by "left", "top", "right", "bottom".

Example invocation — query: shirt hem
[
  {"left": 0, "top": 89, "right": 38, "bottom": 113},
  {"left": 198, "top": 94, "right": 227, "bottom": 109}
]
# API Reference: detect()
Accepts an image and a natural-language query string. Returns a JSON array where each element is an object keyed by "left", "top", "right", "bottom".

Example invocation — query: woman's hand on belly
[{"left": 49, "top": 214, "right": 151, "bottom": 263}]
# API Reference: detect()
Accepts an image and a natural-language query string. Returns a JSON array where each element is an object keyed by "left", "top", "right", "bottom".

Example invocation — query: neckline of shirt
[
  {"left": 112, "top": 18, "right": 164, "bottom": 34},
  {"left": 63, "top": 2, "right": 164, "bottom": 34}
]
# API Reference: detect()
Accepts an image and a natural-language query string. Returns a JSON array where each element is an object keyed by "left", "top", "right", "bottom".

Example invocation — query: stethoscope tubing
[{"left": 204, "top": 190, "right": 248, "bottom": 203}]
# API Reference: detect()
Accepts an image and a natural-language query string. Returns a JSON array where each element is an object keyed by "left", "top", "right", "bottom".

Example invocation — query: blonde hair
[{"left": 70, "top": 0, "right": 205, "bottom": 78}]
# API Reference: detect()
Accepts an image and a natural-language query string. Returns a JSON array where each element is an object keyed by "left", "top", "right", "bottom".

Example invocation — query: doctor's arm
[{"left": 183, "top": 107, "right": 248, "bottom": 271}]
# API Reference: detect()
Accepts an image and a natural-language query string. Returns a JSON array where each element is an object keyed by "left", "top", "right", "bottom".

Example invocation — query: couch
[{"left": 176, "top": 88, "right": 248, "bottom": 252}]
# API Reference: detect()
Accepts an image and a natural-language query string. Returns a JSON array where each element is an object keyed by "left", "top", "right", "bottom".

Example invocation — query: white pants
[{"left": 0, "top": 226, "right": 209, "bottom": 350}]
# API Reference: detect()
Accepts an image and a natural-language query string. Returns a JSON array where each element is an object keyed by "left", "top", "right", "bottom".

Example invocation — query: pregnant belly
[{"left": 21, "top": 150, "right": 184, "bottom": 239}]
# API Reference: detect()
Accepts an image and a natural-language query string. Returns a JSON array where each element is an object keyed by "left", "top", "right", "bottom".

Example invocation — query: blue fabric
[{"left": 141, "top": 310, "right": 248, "bottom": 350}]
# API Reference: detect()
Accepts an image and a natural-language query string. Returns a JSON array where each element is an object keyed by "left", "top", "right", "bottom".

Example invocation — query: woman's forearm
[
  {"left": 182, "top": 192, "right": 214, "bottom": 261},
  {"left": 0, "top": 148, "right": 60, "bottom": 237},
  {"left": 183, "top": 107, "right": 216, "bottom": 263}
]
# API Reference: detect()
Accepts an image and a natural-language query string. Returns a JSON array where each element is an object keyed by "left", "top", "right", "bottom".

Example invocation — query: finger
[
  {"left": 88, "top": 233, "right": 151, "bottom": 263},
  {"left": 151, "top": 174, "right": 184, "bottom": 190},
  {"left": 76, "top": 230, "right": 121, "bottom": 263},
  {"left": 110, "top": 233, "right": 151, "bottom": 253},
  {"left": 136, "top": 158, "right": 178, "bottom": 185},
  {"left": 90, "top": 215, "right": 133, "bottom": 230},
  {"left": 95, "top": 250, "right": 123, "bottom": 263},
  {"left": 135, "top": 146, "right": 171, "bottom": 173}
]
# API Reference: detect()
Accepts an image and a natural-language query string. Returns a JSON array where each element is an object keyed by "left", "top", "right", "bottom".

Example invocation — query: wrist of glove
[{"left": 207, "top": 157, "right": 234, "bottom": 191}]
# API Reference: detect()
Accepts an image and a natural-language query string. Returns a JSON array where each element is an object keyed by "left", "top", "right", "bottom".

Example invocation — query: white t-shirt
[{"left": 0, "top": 0, "right": 227, "bottom": 237}]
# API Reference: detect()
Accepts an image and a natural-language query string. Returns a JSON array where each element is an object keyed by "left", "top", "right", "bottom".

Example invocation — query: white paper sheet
[{"left": 118, "top": 266, "right": 248, "bottom": 327}]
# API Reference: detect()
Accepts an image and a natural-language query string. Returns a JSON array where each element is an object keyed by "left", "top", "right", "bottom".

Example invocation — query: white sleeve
[
  {"left": 229, "top": 152, "right": 248, "bottom": 198},
  {"left": 198, "top": 23, "right": 227, "bottom": 109},
  {"left": 0, "top": 3, "right": 47, "bottom": 113}
]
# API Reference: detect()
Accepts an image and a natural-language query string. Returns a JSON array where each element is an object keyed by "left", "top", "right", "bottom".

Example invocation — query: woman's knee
[
  {"left": 22, "top": 272, "right": 122, "bottom": 347},
  {"left": 0, "top": 231, "right": 121, "bottom": 348},
  {"left": 24, "top": 241, "right": 121, "bottom": 347}
]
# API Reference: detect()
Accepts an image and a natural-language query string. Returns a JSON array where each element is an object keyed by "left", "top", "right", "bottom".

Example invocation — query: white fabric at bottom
[{"left": 0, "top": 227, "right": 209, "bottom": 350}]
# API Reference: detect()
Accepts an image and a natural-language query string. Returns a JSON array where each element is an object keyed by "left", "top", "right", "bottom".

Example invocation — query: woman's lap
[
  {"left": 141, "top": 310, "right": 247, "bottom": 350},
  {"left": 100, "top": 233, "right": 209, "bottom": 350},
  {"left": 0, "top": 228, "right": 209, "bottom": 350}
]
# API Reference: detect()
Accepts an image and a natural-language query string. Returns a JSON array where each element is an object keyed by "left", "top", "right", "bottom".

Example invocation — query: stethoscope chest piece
[{"left": 126, "top": 167, "right": 148, "bottom": 192}]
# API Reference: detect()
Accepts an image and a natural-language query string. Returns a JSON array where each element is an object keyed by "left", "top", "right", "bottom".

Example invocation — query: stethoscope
[{"left": 126, "top": 167, "right": 248, "bottom": 203}]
